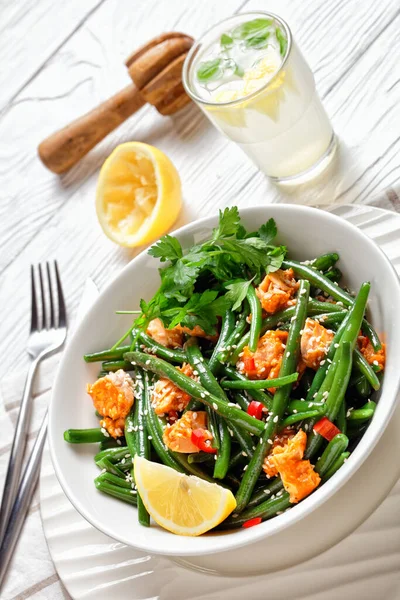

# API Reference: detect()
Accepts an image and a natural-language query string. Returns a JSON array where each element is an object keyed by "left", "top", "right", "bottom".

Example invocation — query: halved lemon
[
  {"left": 96, "top": 142, "right": 182, "bottom": 247},
  {"left": 134, "top": 456, "right": 236, "bottom": 536}
]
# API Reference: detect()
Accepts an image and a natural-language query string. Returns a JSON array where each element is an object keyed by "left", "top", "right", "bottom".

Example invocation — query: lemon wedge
[
  {"left": 134, "top": 456, "right": 236, "bottom": 536},
  {"left": 96, "top": 142, "right": 182, "bottom": 247}
]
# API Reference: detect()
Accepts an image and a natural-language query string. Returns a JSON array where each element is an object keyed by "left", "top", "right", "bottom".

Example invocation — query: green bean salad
[{"left": 64, "top": 207, "right": 385, "bottom": 534}]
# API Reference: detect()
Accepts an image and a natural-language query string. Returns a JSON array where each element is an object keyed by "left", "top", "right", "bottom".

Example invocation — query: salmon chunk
[
  {"left": 239, "top": 330, "right": 288, "bottom": 381},
  {"left": 87, "top": 370, "right": 134, "bottom": 438},
  {"left": 147, "top": 319, "right": 218, "bottom": 348},
  {"left": 151, "top": 363, "right": 196, "bottom": 415},
  {"left": 358, "top": 336, "right": 386, "bottom": 372},
  {"left": 300, "top": 318, "right": 334, "bottom": 370},
  {"left": 147, "top": 318, "right": 184, "bottom": 348},
  {"left": 263, "top": 430, "right": 320, "bottom": 503},
  {"left": 163, "top": 410, "right": 211, "bottom": 453},
  {"left": 256, "top": 268, "right": 299, "bottom": 314}
]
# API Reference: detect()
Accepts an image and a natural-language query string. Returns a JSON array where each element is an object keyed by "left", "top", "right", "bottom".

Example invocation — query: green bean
[
  {"left": 355, "top": 374, "right": 372, "bottom": 398},
  {"left": 228, "top": 448, "right": 246, "bottom": 471},
  {"left": 232, "top": 391, "right": 250, "bottom": 411},
  {"left": 96, "top": 457, "right": 126, "bottom": 478},
  {"left": 136, "top": 371, "right": 151, "bottom": 526},
  {"left": 95, "top": 472, "right": 132, "bottom": 489},
  {"left": 187, "top": 453, "right": 215, "bottom": 464},
  {"left": 126, "top": 352, "right": 266, "bottom": 436},
  {"left": 247, "top": 478, "right": 284, "bottom": 509},
  {"left": 115, "top": 457, "right": 133, "bottom": 472},
  {"left": 228, "top": 422, "right": 254, "bottom": 458},
  {"left": 283, "top": 260, "right": 381, "bottom": 351},
  {"left": 315, "top": 433, "right": 349, "bottom": 475},
  {"left": 94, "top": 478, "right": 137, "bottom": 506},
  {"left": 347, "top": 401, "right": 376, "bottom": 423},
  {"left": 306, "top": 341, "right": 353, "bottom": 459},
  {"left": 321, "top": 452, "right": 350, "bottom": 482},
  {"left": 84, "top": 345, "right": 131, "bottom": 363},
  {"left": 324, "top": 267, "right": 342, "bottom": 283},
  {"left": 312, "top": 253, "right": 340, "bottom": 271},
  {"left": 124, "top": 388, "right": 139, "bottom": 458},
  {"left": 172, "top": 452, "right": 216, "bottom": 483},
  {"left": 287, "top": 400, "right": 325, "bottom": 414},
  {"left": 185, "top": 338, "right": 231, "bottom": 478},
  {"left": 102, "top": 360, "right": 133, "bottom": 372},
  {"left": 312, "top": 311, "right": 347, "bottom": 327},
  {"left": 208, "top": 309, "right": 236, "bottom": 373},
  {"left": 64, "top": 428, "right": 109, "bottom": 444},
  {"left": 246, "top": 285, "right": 262, "bottom": 352},
  {"left": 217, "top": 310, "right": 249, "bottom": 364},
  {"left": 94, "top": 446, "right": 130, "bottom": 464},
  {"left": 346, "top": 423, "right": 368, "bottom": 440},
  {"left": 98, "top": 370, "right": 108, "bottom": 378},
  {"left": 99, "top": 438, "right": 120, "bottom": 451},
  {"left": 354, "top": 349, "right": 380, "bottom": 390},
  {"left": 305, "top": 314, "right": 350, "bottom": 402},
  {"left": 221, "top": 366, "right": 273, "bottom": 409},
  {"left": 184, "top": 398, "right": 203, "bottom": 413},
  {"left": 234, "top": 280, "right": 310, "bottom": 512},
  {"left": 138, "top": 331, "right": 186, "bottom": 363},
  {"left": 221, "top": 372, "right": 298, "bottom": 391},
  {"left": 336, "top": 400, "right": 347, "bottom": 435},
  {"left": 280, "top": 409, "right": 324, "bottom": 429}
]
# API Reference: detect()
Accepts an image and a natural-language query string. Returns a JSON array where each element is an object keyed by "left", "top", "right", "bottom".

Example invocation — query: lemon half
[
  {"left": 96, "top": 142, "right": 182, "bottom": 247},
  {"left": 134, "top": 456, "right": 236, "bottom": 536}
]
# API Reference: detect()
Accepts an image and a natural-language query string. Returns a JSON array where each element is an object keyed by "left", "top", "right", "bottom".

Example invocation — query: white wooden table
[{"left": 0, "top": 0, "right": 399, "bottom": 597}]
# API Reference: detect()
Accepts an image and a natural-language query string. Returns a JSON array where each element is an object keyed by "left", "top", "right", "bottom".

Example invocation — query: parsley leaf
[
  {"left": 167, "top": 291, "right": 230, "bottom": 335},
  {"left": 212, "top": 206, "right": 241, "bottom": 240},
  {"left": 225, "top": 278, "right": 254, "bottom": 311},
  {"left": 148, "top": 235, "right": 183, "bottom": 263},
  {"left": 258, "top": 218, "right": 278, "bottom": 245}
]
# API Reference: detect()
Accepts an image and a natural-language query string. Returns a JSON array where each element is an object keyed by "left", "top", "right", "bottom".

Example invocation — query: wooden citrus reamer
[{"left": 38, "top": 33, "right": 194, "bottom": 174}]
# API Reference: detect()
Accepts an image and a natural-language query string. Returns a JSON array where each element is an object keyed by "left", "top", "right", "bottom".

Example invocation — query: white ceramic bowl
[{"left": 48, "top": 205, "right": 400, "bottom": 557}]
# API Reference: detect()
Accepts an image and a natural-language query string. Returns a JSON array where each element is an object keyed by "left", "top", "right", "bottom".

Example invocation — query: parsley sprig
[{"left": 134, "top": 207, "right": 286, "bottom": 336}]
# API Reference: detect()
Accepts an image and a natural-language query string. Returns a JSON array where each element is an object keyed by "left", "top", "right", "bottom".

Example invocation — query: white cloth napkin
[{"left": 1, "top": 191, "right": 400, "bottom": 600}]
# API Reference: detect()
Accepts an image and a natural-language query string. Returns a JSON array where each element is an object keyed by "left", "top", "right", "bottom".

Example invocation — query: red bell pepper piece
[
  {"left": 247, "top": 400, "right": 264, "bottom": 420},
  {"left": 242, "top": 517, "right": 262, "bottom": 528},
  {"left": 243, "top": 355, "right": 256, "bottom": 372},
  {"left": 313, "top": 417, "right": 341, "bottom": 441},
  {"left": 191, "top": 429, "right": 217, "bottom": 454}
]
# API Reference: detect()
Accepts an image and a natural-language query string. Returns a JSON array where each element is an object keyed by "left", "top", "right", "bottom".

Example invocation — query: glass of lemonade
[{"left": 182, "top": 12, "right": 337, "bottom": 183}]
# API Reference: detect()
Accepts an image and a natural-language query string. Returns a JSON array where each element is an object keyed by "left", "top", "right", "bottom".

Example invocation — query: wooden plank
[
  {"left": 0, "top": 0, "right": 105, "bottom": 108},
  {"left": 0, "top": 0, "right": 399, "bottom": 378}
]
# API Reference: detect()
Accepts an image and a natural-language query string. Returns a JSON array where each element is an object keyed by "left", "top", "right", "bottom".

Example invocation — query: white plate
[
  {"left": 47, "top": 203, "right": 400, "bottom": 557},
  {"left": 40, "top": 205, "right": 400, "bottom": 598}
]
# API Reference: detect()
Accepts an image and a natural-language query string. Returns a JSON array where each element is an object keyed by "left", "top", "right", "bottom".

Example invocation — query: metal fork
[{"left": 0, "top": 262, "right": 67, "bottom": 546}]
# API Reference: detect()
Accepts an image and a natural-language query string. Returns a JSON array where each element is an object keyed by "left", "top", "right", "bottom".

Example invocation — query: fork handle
[
  {"left": 0, "top": 412, "right": 48, "bottom": 586},
  {"left": 0, "top": 357, "right": 40, "bottom": 544}
]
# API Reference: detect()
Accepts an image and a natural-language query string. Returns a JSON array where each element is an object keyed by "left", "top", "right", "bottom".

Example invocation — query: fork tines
[{"left": 30, "top": 261, "right": 66, "bottom": 331}]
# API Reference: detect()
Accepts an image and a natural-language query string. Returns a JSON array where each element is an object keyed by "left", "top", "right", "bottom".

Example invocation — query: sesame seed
[
  {"left": 336, "top": 301, "right": 344, "bottom": 306},
  {"left": 212, "top": 402, "right": 218, "bottom": 411},
  {"left": 263, "top": 488, "right": 271, "bottom": 494},
  {"left": 273, "top": 415, "right": 279, "bottom": 423},
  {"left": 260, "top": 438, "right": 263, "bottom": 444},
  {"left": 148, "top": 435, "right": 152, "bottom": 440},
  {"left": 116, "top": 439, "right": 121, "bottom": 445},
  {"left": 286, "top": 351, "right": 291, "bottom": 357},
  {"left": 200, "top": 393, "right": 205, "bottom": 398},
  {"left": 293, "top": 409, "right": 298, "bottom": 414},
  {"left": 334, "top": 343, "right": 339, "bottom": 348},
  {"left": 243, "top": 465, "right": 248, "bottom": 471},
  {"left": 320, "top": 360, "right": 326, "bottom": 366},
  {"left": 304, "top": 424, "right": 309, "bottom": 431},
  {"left": 373, "top": 360, "right": 379, "bottom": 366},
  {"left": 100, "top": 468, "right": 106, "bottom": 474},
  {"left": 242, "top": 451, "right": 247, "bottom": 457},
  {"left": 145, "top": 360, "right": 150, "bottom": 365},
  {"left": 267, "top": 439, "right": 273, "bottom": 444}
]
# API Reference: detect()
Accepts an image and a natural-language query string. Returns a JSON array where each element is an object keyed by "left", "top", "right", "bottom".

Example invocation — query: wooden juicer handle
[{"left": 38, "top": 33, "right": 194, "bottom": 174}]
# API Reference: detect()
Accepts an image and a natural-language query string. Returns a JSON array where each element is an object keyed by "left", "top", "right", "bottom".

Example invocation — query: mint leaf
[
  {"left": 225, "top": 278, "right": 254, "bottom": 311},
  {"left": 246, "top": 32, "right": 270, "bottom": 49},
  {"left": 232, "top": 18, "right": 273, "bottom": 48},
  {"left": 212, "top": 206, "right": 241, "bottom": 240},
  {"left": 221, "top": 33, "right": 233, "bottom": 48},
  {"left": 148, "top": 235, "right": 182, "bottom": 263},
  {"left": 196, "top": 58, "right": 223, "bottom": 83},
  {"left": 275, "top": 27, "right": 288, "bottom": 57},
  {"left": 258, "top": 218, "right": 277, "bottom": 245}
]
